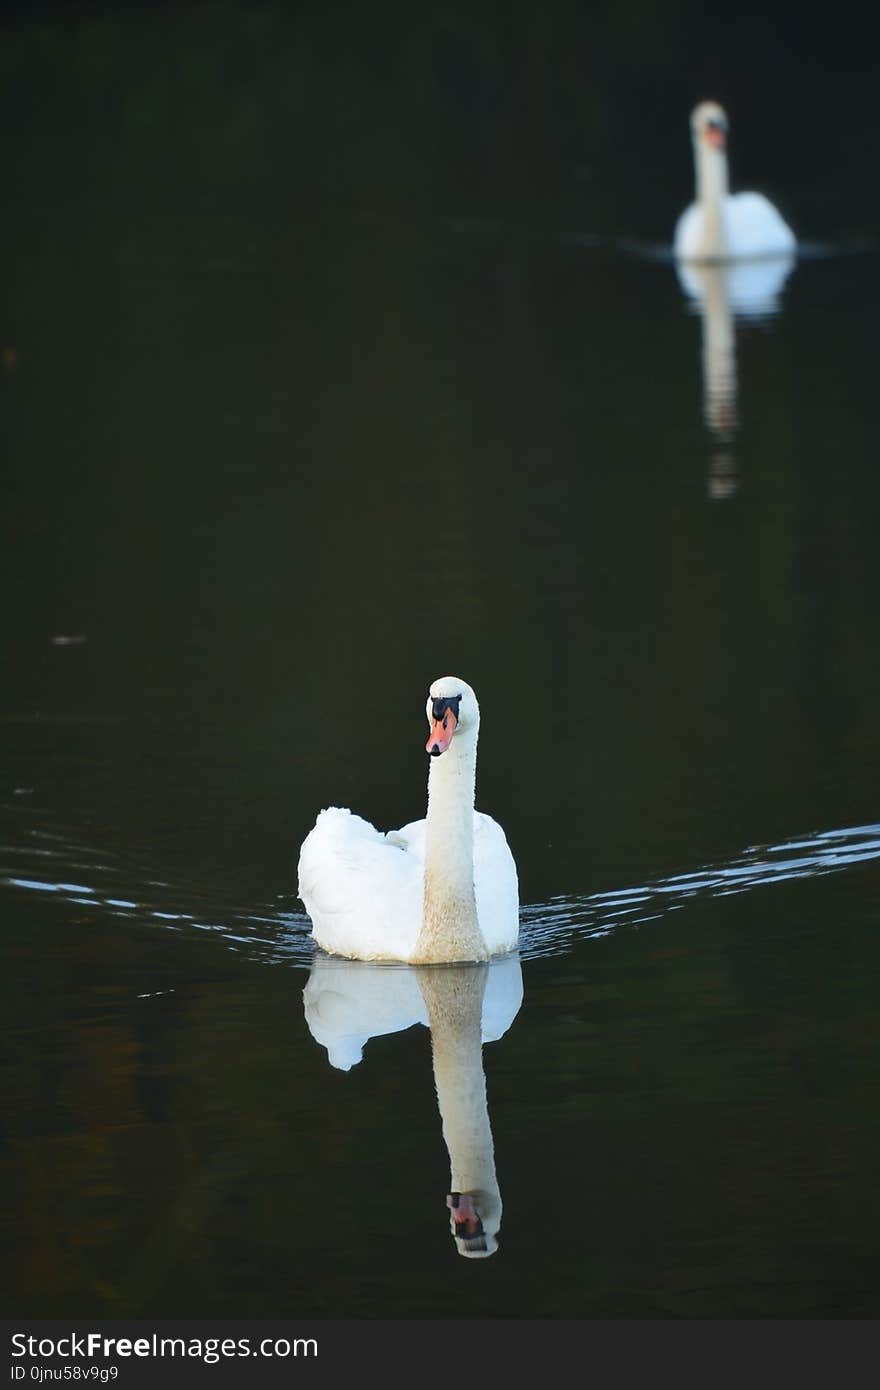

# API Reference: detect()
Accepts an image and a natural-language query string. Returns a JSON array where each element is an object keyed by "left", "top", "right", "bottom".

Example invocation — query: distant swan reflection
[
  {"left": 303, "top": 951, "right": 523, "bottom": 1257},
  {"left": 677, "top": 255, "right": 795, "bottom": 499}
]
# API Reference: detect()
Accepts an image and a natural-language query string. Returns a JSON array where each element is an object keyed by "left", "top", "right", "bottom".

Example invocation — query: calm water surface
[{"left": 2, "top": 8, "right": 880, "bottom": 1320}]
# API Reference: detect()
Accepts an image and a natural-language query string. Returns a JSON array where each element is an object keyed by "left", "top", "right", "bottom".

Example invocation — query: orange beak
[
  {"left": 426, "top": 708, "right": 457, "bottom": 756},
  {"left": 706, "top": 125, "right": 726, "bottom": 150}
]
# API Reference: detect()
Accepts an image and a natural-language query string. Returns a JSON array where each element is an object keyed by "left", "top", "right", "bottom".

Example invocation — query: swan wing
[
  {"left": 474, "top": 812, "right": 520, "bottom": 954},
  {"left": 297, "top": 807, "right": 423, "bottom": 960},
  {"left": 726, "top": 192, "right": 796, "bottom": 258},
  {"left": 386, "top": 816, "right": 426, "bottom": 859},
  {"left": 674, "top": 201, "right": 703, "bottom": 260}
]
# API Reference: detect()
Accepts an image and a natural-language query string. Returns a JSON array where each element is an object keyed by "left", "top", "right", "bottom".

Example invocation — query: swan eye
[{"left": 431, "top": 694, "right": 462, "bottom": 723}]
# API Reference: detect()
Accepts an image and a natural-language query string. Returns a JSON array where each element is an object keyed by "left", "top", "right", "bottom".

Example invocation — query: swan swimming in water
[
  {"left": 674, "top": 101, "right": 796, "bottom": 263},
  {"left": 297, "top": 676, "right": 519, "bottom": 963}
]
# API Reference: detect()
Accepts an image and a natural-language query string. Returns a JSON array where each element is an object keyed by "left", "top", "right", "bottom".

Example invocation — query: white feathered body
[
  {"left": 675, "top": 190, "right": 796, "bottom": 263},
  {"left": 298, "top": 805, "right": 519, "bottom": 962}
]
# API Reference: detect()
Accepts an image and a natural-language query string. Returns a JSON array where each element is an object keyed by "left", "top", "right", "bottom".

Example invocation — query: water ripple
[
  {"left": 2, "top": 817, "right": 878, "bottom": 969},
  {"left": 518, "top": 823, "right": 880, "bottom": 958}
]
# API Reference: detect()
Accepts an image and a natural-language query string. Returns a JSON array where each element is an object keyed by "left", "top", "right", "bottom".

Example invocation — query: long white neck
[
  {"left": 413, "top": 730, "right": 488, "bottom": 963},
  {"left": 417, "top": 966, "right": 501, "bottom": 1246},
  {"left": 695, "top": 142, "right": 730, "bottom": 259}
]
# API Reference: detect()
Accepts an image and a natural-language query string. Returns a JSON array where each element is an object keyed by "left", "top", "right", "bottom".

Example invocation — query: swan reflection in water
[
  {"left": 303, "top": 951, "right": 523, "bottom": 1257},
  {"left": 676, "top": 255, "right": 795, "bottom": 500}
]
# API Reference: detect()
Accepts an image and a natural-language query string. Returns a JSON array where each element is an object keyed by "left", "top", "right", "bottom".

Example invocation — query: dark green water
[{"left": 2, "top": 5, "right": 879, "bottom": 1319}]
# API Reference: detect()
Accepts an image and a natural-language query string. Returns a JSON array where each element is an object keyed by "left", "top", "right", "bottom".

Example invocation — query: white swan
[
  {"left": 297, "top": 676, "right": 519, "bottom": 963},
  {"left": 674, "top": 101, "right": 796, "bottom": 263}
]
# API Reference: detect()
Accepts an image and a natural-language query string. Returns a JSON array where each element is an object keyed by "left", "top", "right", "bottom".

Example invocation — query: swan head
[
  {"left": 425, "top": 676, "right": 480, "bottom": 758},
  {"left": 691, "top": 100, "right": 728, "bottom": 153}
]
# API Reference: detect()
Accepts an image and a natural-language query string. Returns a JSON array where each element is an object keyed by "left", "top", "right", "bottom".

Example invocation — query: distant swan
[
  {"left": 675, "top": 101, "right": 796, "bottom": 263},
  {"left": 297, "top": 676, "right": 519, "bottom": 963}
]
